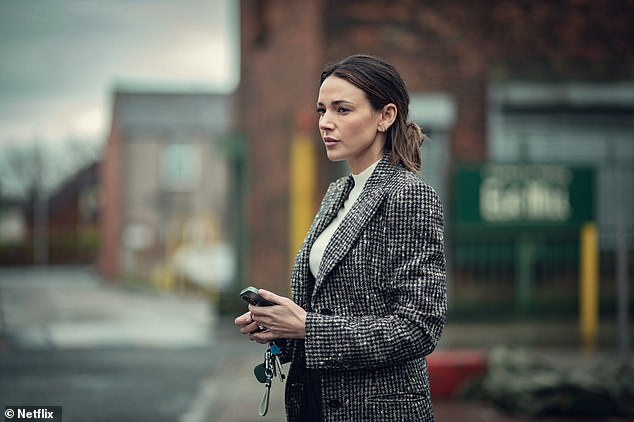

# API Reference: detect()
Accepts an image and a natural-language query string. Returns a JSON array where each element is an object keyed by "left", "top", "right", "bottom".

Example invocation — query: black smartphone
[{"left": 240, "top": 286, "right": 275, "bottom": 307}]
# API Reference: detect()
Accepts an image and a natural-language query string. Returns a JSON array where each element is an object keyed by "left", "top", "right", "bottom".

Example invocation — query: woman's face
[{"left": 317, "top": 76, "right": 386, "bottom": 174}]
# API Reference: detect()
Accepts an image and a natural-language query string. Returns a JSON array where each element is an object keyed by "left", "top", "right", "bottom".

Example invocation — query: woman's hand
[
  {"left": 234, "top": 310, "right": 262, "bottom": 336},
  {"left": 238, "top": 289, "right": 307, "bottom": 344}
]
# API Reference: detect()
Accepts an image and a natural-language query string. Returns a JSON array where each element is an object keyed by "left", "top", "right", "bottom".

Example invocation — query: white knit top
[{"left": 309, "top": 159, "right": 380, "bottom": 278}]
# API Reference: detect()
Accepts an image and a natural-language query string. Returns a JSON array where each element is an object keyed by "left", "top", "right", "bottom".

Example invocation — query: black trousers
[{"left": 299, "top": 369, "right": 323, "bottom": 422}]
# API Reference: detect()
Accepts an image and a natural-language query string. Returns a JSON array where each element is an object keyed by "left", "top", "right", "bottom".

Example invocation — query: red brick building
[
  {"left": 238, "top": 0, "right": 634, "bottom": 301},
  {"left": 98, "top": 91, "right": 233, "bottom": 282},
  {"left": 0, "top": 161, "right": 99, "bottom": 266}
]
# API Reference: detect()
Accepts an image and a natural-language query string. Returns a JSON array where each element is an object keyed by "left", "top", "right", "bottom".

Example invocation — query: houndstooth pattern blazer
[{"left": 283, "top": 154, "right": 447, "bottom": 422}]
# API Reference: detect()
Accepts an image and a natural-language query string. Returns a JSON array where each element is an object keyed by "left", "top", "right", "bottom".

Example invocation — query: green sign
[{"left": 455, "top": 163, "right": 595, "bottom": 226}]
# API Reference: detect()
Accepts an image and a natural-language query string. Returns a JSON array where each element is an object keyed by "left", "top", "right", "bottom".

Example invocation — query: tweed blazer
[{"left": 283, "top": 155, "right": 447, "bottom": 422}]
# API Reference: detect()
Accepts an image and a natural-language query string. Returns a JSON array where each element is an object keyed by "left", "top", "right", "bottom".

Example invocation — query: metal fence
[{"left": 450, "top": 230, "right": 633, "bottom": 316}]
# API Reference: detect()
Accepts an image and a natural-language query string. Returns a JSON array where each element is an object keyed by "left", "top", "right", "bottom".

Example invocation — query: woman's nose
[{"left": 319, "top": 113, "right": 334, "bottom": 132}]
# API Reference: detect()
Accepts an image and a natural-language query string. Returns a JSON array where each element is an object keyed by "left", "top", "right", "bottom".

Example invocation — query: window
[{"left": 161, "top": 143, "right": 200, "bottom": 192}]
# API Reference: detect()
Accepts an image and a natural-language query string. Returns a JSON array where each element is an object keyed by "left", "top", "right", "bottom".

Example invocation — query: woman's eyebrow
[{"left": 317, "top": 99, "right": 355, "bottom": 107}]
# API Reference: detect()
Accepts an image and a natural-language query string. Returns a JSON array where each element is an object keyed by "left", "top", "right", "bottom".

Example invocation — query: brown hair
[{"left": 319, "top": 54, "right": 428, "bottom": 173}]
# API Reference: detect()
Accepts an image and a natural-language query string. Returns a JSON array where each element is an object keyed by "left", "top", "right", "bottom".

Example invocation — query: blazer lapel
[
  {"left": 305, "top": 175, "right": 355, "bottom": 250},
  {"left": 314, "top": 157, "right": 398, "bottom": 292},
  {"left": 292, "top": 175, "right": 354, "bottom": 306}
]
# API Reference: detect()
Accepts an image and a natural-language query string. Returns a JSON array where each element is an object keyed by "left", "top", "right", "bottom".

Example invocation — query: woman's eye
[
  {"left": 337, "top": 107, "right": 349, "bottom": 113},
  {"left": 316, "top": 107, "right": 325, "bottom": 115}
]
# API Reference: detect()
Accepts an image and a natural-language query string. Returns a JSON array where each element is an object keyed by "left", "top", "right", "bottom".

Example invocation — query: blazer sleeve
[{"left": 304, "top": 182, "right": 447, "bottom": 370}]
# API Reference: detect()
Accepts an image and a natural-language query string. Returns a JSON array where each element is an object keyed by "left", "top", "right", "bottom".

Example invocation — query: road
[
  {"left": 1, "top": 347, "right": 214, "bottom": 421},
  {"left": 0, "top": 266, "right": 226, "bottom": 422}
]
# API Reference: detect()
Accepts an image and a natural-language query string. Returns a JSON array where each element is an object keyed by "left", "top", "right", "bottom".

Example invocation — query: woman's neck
[{"left": 348, "top": 152, "right": 384, "bottom": 175}]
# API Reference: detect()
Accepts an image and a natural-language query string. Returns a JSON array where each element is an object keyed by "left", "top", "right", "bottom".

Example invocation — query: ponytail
[{"left": 387, "top": 121, "right": 429, "bottom": 174}]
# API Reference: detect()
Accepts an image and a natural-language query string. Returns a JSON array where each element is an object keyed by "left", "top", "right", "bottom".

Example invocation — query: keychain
[{"left": 253, "top": 342, "right": 285, "bottom": 416}]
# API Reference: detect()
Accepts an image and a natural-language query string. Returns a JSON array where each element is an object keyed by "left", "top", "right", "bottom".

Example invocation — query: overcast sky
[{"left": 0, "top": 0, "right": 238, "bottom": 148}]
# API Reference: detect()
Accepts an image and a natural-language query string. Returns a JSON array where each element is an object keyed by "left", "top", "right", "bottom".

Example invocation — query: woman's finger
[
  {"left": 239, "top": 320, "right": 262, "bottom": 335},
  {"left": 234, "top": 311, "right": 253, "bottom": 326},
  {"left": 249, "top": 330, "right": 275, "bottom": 344},
  {"left": 258, "top": 289, "right": 287, "bottom": 305}
]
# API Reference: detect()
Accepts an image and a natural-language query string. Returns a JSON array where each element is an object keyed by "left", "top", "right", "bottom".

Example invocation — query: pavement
[
  {"left": 0, "top": 266, "right": 213, "bottom": 350},
  {"left": 1, "top": 266, "right": 632, "bottom": 422}
]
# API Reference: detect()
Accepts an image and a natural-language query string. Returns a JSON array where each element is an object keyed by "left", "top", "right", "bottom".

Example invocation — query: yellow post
[
  {"left": 580, "top": 223, "right": 599, "bottom": 352},
  {"left": 290, "top": 134, "right": 316, "bottom": 268}
]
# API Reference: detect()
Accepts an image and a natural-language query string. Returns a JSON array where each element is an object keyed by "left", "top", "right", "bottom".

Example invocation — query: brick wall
[
  {"left": 98, "top": 99, "right": 122, "bottom": 279},
  {"left": 239, "top": 0, "right": 326, "bottom": 290}
]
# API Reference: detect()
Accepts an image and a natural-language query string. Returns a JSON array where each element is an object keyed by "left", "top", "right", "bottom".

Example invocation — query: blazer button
[
  {"left": 319, "top": 308, "right": 333, "bottom": 315},
  {"left": 328, "top": 399, "right": 342, "bottom": 410}
]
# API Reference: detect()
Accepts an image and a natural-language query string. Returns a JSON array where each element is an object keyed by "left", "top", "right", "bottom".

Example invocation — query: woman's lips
[{"left": 323, "top": 137, "right": 339, "bottom": 148}]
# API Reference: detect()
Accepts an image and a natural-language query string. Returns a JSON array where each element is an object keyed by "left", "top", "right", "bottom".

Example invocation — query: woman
[{"left": 235, "top": 54, "right": 447, "bottom": 422}]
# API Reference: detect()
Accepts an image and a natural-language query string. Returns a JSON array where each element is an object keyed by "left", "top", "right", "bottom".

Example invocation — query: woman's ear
[{"left": 379, "top": 103, "right": 397, "bottom": 132}]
